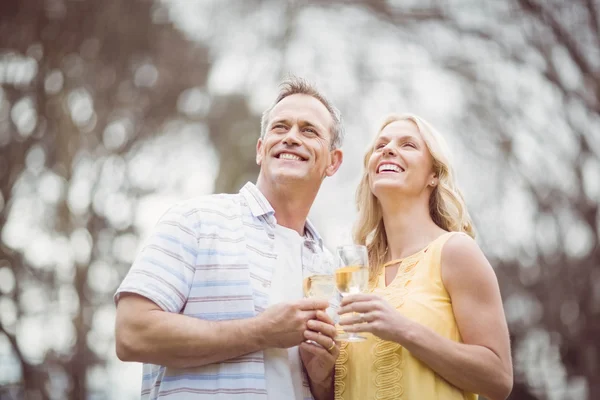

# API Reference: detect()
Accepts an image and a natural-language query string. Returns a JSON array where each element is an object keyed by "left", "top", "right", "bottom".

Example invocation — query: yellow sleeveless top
[{"left": 334, "top": 232, "right": 478, "bottom": 400}]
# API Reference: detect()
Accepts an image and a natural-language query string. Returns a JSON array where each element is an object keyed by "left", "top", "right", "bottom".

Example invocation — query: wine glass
[
  {"left": 335, "top": 244, "right": 369, "bottom": 342},
  {"left": 302, "top": 239, "right": 336, "bottom": 346},
  {"left": 302, "top": 239, "right": 335, "bottom": 300}
]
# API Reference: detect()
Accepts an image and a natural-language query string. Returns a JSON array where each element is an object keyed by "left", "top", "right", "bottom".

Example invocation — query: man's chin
[
  {"left": 266, "top": 167, "right": 316, "bottom": 183},
  {"left": 272, "top": 171, "right": 308, "bottom": 182}
]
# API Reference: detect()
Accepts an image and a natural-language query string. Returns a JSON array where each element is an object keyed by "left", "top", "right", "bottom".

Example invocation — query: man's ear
[
  {"left": 256, "top": 138, "right": 263, "bottom": 166},
  {"left": 325, "top": 148, "right": 343, "bottom": 177}
]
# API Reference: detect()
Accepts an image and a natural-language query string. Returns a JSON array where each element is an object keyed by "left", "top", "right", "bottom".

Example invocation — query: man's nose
[{"left": 282, "top": 126, "right": 302, "bottom": 146}]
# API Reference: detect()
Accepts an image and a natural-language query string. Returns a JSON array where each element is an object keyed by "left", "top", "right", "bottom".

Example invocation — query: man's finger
[
  {"left": 301, "top": 310, "right": 318, "bottom": 321},
  {"left": 300, "top": 340, "right": 338, "bottom": 360},
  {"left": 304, "top": 330, "right": 336, "bottom": 352},
  {"left": 298, "top": 298, "right": 329, "bottom": 311},
  {"left": 307, "top": 320, "right": 337, "bottom": 339},
  {"left": 299, "top": 341, "right": 325, "bottom": 357},
  {"left": 314, "top": 310, "right": 334, "bottom": 325}
]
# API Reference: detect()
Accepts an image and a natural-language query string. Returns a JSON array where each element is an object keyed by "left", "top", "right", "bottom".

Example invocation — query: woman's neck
[{"left": 380, "top": 196, "right": 446, "bottom": 261}]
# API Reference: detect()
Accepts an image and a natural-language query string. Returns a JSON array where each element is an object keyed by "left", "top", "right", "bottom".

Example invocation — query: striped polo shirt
[{"left": 115, "top": 182, "right": 333, "bottom": 399}]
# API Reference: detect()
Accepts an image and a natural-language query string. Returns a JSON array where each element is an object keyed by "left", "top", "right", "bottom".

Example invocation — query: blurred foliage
[
  {"left": 0, "top": 0, "right": 258, "bottom": 398},
  {"left": 0, "top": 0, "right": 598, "bottom": 399}
]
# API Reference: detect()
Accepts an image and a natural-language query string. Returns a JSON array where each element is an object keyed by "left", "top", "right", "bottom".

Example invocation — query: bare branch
[
  {"left": 304, "top": 0, "right": 449, "bottom": 23},
  {"left": 585, "top": 0, "right": 600, "bottom": 46},
  {"left": 0, "top": 323, "right": 50, "bottom": 400},
  {"left": 0, "top": 322, "right": 23, "bottom": 368},
  {"left": 519, "top": 0, "right": 598, "bottom": 80}
]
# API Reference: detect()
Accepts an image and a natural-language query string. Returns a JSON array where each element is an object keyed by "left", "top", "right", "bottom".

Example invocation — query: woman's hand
[{"left": 338, "top": 293, "right": 410, "bottom": 343}]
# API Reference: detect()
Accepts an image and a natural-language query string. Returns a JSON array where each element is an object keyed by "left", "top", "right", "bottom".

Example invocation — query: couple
[{"left": 114, "top": 77, "right": 513, "bottom": 400}]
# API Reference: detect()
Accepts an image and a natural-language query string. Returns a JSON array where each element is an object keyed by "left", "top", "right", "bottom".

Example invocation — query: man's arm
[
  {"left": 114, "top": 203, "right": 328, "bottom": 369},
  {"left": 116, "top": 294, "right": 264, "bottom": 368},
  {"left": 115, "top": 294, "right": 328, "bottom": 369},
  {"left": 114, "top": 203, "right": 261, "bottom": 369}
]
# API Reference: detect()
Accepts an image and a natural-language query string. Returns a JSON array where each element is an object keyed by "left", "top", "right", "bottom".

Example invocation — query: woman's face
[{"left": 367, "top": 119, "right": 436, "bottom": 201}]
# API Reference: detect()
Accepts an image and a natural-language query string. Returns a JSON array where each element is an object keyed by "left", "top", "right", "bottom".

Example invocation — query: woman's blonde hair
[{"left": 353, "top": 113, "right": 475, "bottom": 284}]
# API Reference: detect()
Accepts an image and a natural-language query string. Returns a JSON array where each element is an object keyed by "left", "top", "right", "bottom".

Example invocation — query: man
[{"left": 114, "top": 76, "right": 344, "bottom": 400}]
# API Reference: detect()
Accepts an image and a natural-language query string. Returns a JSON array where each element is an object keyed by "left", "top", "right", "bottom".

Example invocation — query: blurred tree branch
[
  {"left": 309, "top": 0, "right": 599, "bottom": 398},
  {"left": 1, "top": 0, "right": 599, "bottom": 399},
  {"left": 0, "top": 0, "right": 213, "bottom": 398}
]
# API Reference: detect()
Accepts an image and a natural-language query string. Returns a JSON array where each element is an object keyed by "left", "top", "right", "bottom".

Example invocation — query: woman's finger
[
  {"left": 338, "top": 301, "right": 377, "bottom": 315},
  {"left": 340, "top": 293, "right": 376, "bottom": 306},
  {"left": 341, "top": 323, "right": 373, "bottom": 333},
  {"left": 339, "top": 312, "right": 372, "bottom": 326}
]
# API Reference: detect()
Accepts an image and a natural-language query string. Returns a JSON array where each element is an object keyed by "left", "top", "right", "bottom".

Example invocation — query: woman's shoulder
[
  {"left": 440, "top": 232, "right": 482, "bottom": 262},
  {"left": 438, "top": 232, "right": 497, "bottom": 292},
  {"left": 425, "top": 231, "right": 472, "bottom": 258}
]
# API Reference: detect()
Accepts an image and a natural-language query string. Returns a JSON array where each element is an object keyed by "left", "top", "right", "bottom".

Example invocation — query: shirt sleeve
[{"left": 114, "top": 205, "right": 198, "bottom": 313}]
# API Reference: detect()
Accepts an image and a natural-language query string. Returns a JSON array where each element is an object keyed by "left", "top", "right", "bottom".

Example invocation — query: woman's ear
[{"left": 429, "top": 172, "right": 438, "bottom": 187}]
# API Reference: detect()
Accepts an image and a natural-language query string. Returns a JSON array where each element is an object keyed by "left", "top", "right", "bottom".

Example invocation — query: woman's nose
[{"left": 383, "top": 146, "right": 396, "bottom": 156}]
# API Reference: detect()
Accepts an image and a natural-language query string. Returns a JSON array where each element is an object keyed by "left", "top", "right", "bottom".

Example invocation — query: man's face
[{"left": 256, "top": 94, "right": 342, "bottom": 187}]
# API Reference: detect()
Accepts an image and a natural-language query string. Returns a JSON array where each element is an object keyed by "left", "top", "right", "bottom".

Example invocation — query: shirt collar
[{"left": 239, "top": 182, "right": 324, "bottom": 248}]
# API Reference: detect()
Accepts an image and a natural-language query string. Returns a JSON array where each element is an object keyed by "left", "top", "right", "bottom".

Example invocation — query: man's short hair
[{"left": 260, "top": 76, "right": 344, "bottom": 149}]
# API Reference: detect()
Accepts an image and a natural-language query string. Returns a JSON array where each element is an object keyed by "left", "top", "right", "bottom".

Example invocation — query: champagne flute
[
  {"left": 335, "top": 244, "right": 369, "bottom": 342},
  {"left": 302, "top": 239, "right": 336, "bottom": 345},
  {"left": 302, "top": 239, "right": 335, "bottom": 300}
]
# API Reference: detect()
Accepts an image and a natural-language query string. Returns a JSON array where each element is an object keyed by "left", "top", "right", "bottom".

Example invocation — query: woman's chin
[{"left": 371, "top": 180, "right": 407, "bottom": 197}]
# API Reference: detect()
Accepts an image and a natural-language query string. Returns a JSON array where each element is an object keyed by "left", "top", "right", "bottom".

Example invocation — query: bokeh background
[{"left": 0, "top": 0, "right": 598, "bottom": 399}]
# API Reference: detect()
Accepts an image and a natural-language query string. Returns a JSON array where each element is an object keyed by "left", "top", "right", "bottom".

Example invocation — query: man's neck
[
  {"left": 256, "top": 178, "right": 318, "bottom": 235},
  {"left": 380, "top": 194, "right": 444, "bottom": 261}
]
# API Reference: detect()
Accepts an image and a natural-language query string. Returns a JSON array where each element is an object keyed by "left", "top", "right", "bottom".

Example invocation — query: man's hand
[
  {"left": 259, "top": 298, "right": 329, "bottom": 348},
  {"left": 299, "top": 310, "right": 339, "bottom": 386}
]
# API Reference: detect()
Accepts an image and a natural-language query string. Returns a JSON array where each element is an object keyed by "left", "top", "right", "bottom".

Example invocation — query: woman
[{"left": 336, "top": 114, "right": 513, "bottom": 400}]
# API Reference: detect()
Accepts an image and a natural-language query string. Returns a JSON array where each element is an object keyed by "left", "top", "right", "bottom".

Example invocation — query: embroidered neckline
[
  {"left": 383, "top": 246, "right": 427, "bottom": 268},
  {"left": 335, "top": 232, "right": 457, "bottom": 400},
  {"left": 335, "top": 250, "right": 428, "bottom": 399},
  {"left": 382, "top": 232, "right": 452, "bottom": 269}
]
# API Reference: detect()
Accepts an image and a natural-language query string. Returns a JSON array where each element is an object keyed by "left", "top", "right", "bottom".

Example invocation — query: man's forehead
[{"left": 270, "top": 94, "right": 332, "bottom": 123}]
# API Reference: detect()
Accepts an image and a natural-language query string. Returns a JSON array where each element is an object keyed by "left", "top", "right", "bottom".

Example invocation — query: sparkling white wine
[
  {"left": 303, "top": 274, "right": 335, "bottom": 299},
  {"left": 335, "top": 265, "right": 368, "bottom": 295}
]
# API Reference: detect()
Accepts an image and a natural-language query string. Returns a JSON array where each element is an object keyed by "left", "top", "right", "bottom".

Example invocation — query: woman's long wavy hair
[{"left": 354, "top": 114, "right": 475, "bottom": 284}]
